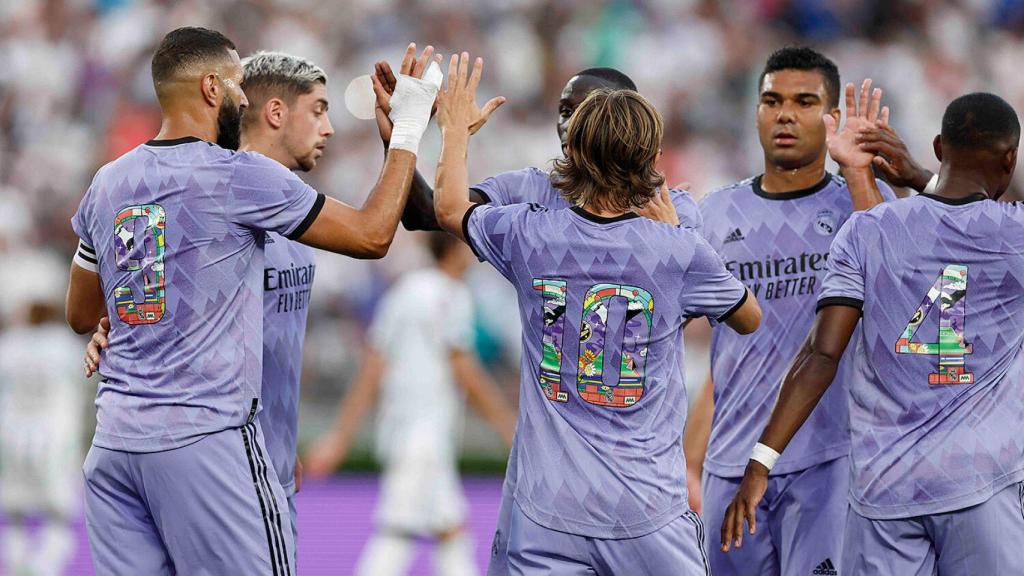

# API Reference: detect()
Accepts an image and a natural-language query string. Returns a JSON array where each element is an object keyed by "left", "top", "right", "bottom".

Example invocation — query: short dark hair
[
  {"left": 427, "top": 232, "right": 462, "bottom": 262},
  {"left": 941, "top": 92, "right": 1021, "bottom": 150},
  {"left": 759, "top": 46, "right": 840, "bottom": 108},
  {"left": 152, "top": 27, "right": 236, "bottom": 87},
  {"left": 575, "top": 67, "right": 637, "bottom": 91}
]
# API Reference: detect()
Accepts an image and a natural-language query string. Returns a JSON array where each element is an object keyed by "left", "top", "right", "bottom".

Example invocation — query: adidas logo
[
  {"left": 812, "top": 558, "right": 838, "bottom": 575},
  {"left": 724, "top": 228, "right": 745, "bottom": 243}
]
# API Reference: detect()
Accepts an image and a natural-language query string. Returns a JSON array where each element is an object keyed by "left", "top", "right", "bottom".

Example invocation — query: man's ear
[
  {"left": 1005, "top": 146, "right": 1018, "bottom": 175},
  {"left": 829, "top": 106, "right": 841, "bottom": 126},
  {"left": 264, "top": 97, "right": 287, "bottom": 130},
  {"left": 201, "top": 73, "right": 220, "bottom": 108},
  {"left": 933, "top": 134, "right": 943, "bottom": 163}
]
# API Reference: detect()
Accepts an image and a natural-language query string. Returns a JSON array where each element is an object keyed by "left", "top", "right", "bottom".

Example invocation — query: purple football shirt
[
  {"left": 71, "top": 137, "right": 323, "bottom": 452},
  {"left": 471, "top": 167, "right": 703, "bottom": 230},
  {"left": 465, "top": 202, "right": 746, "bottom": 538},
  {"left": 819, "top": 193, "right": 1024, "bottom": 519},
  {"left": 260, "top": 232, "right": 315, "bottom": 495},
  {"left": 699, "top": 173, "right": 895, "bottom": 477}
]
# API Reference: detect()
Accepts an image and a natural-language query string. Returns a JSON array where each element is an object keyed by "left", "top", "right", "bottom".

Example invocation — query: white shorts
[{"left": 376, "top": 430, "right": 467, "bottom": 535}]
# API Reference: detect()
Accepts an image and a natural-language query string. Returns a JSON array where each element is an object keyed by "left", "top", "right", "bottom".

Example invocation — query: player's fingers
[
  {"left": 379, "top": 61, "right": 397, "bottom": 92},
  {"left": 468, "top": 56, "right": 483, "bottom": 92},
  {"left": 746, "top": 501, "right": 757, "bottom": 535},
  {"left": 844, "top": 82, "right": 856, "bottom": 117},
  {"left": 480, "top": 96, "right": 506, "bottom": 120},
  {"left": 858, "top": 78, "right": 872, "bottom": 119},
  {"left": 732, "top": 500, "right": 745, "bottom": 548},
  {"left": 858, "top": 139, "right": 897, "bottom": 158},
  {"left": 446, "top": 53, "right": 459, "bottom": 92},
  {"left": 413, "top": 45, "right": 434, "bottom": 79},
  {"left": 879, "top": 105, "right": 890, "bottom": 127},
  {"left": 867, "top": 87, "right": 882, "bottom": 122},
  {"left": 371, "top": 73, "right": 391, "bottom": 114},
  {"left": 457, "top": 52, "right": 469, "bottom": 89},
  {"left": 399, "top": 42, "right": 416, "bottom": 76},
  {"left": 873, "top": 155, "right": 898, "bottom": 177},
  {"left": 823, "top": 114, "right": 838, "bottom": 140},
  {"left": 721, "top": 503, "right": 735, "bottom": 551}
]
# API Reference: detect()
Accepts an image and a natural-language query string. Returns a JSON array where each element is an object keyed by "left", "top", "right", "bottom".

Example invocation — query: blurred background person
[
  {"left": 0, "top": 255, "right": 84, "bottom": 576},
  {"left": 305, "top": 232, "right": 515, "bottom": 576}
]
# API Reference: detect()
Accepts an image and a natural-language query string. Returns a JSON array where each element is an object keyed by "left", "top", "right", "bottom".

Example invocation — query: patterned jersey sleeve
[
  {"left": 670, "top": 188, "right": 704, "bottom": 231},
  {"left": 679, "top": 232, "right": 749, "bottom": 324},
  {"left": 462, "top": 202, "right": 536, "bottom": 280},
  {"left": 470, "top": 167, "right": 548, "bottom": 206},
  {"left": 817, "top": 214, "right": 866, "bottom": 312},
  {"left": 228, "top": 153, "right": 325, "bottom": 239},
  {"left": 70, "top": 183, "right": 98, "bottom": 271}
]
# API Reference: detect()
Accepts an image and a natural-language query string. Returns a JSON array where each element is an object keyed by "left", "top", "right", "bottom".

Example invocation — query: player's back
[
  {"left": 71, "top": 137, "right": 321, "bottom": 452},
  {"left": 821, "top": 193, "right": 1024, "bottom": 519},
  {"left": 464, "top": 203, "right": 746, "bottom": 539}
]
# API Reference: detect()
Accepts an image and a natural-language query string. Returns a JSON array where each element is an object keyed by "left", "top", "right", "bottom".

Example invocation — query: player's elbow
[
  {"left": 354, "top": 233, "right": 393, "bottom": 259},
  {"left": 67, "top": 309, "right": 96, "bottom": 334},
  {"left": 723, "top": 292, "right": 762, "bottom": 335}
]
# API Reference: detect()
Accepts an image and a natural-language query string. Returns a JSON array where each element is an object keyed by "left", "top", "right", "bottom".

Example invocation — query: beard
[{"left": 216, "top": 95, "right": 243, "bottom": 151}]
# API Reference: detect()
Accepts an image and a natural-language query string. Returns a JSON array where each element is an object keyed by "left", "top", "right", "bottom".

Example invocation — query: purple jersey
[
  {"left": 71, "top": 137, "right": 323, "bottom": 452},
  {"left": 700, "top": 174, "right": 895, "bottom": 477},
  {"left": 819, "top": 193, "right": 1024, "bottom": 519},
  {"left": 465, "top": 202, "right": 747, "bottom": 538},
  {"left": 471, "top": 167, "right": 703, "bottom": 230},
  {"left": 259, "top": 232, "right": 315, "bottom": 495}
]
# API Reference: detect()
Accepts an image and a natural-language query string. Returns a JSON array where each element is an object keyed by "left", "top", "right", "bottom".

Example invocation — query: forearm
[
  {"left": 757, "top": 346, "right": 839, "bottom": 452},
  {"left": 455, "top": 355, "right": 516, "bottom": 445},
  {"left": 400, "top": 170, "right": 442, "bottom": 231},
  {"left": 683, "top": 374, "right": 714, "bottom": 473},
  {"left": 66, "top": 264, "right": 105, "bottom": 334},
  {"left": 842, "top": 166, "right": 884, "bottom": 211},
  {"left": 435, "top": 128, "right": 475, "bottom": 238}
]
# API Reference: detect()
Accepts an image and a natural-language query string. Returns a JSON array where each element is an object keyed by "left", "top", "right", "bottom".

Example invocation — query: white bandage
[
  {"left": 750, "top": 442, "right": 781, "bottom": 472},
  {"left": 388, "top": 61, "right": 443, "bottom": 154}
]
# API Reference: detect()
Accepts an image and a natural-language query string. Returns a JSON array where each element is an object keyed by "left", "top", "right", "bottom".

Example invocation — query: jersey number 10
[
  {"left": 113, "top": 204, "right": 167, "bottom": 325},
  {"left": 534, "top": 279, "right": 654, "bottom": 407},
  {"left": 895, "top": 264, "right": 973, "bottom": 385}
]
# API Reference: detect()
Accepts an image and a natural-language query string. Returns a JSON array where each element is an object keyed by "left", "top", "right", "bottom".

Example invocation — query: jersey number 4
[
  {"left": 895, "top": 264, "right": 973, "bottom": 384},
  {"left": 113, "top": 204, "right": 167, "bottom": 325},
  {"left": 534, "top": 279, "right": 653, "bottom": 407}
]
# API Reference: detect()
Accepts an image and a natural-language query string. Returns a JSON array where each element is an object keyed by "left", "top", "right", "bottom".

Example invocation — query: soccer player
[
  {"left": 304, "top": 232, "right": 516, "bottom": 576},
  {"left": 432, "top": 52, "right": 761, "bottom": 575},
  {"left": 689, "top": 46, "right": 940, "bottom": 576},
  {"left": 722, "top": 92, "right": 1024, "bottom": 574},
  {"left": 83, "top": 49, "right": 342, "bottom": 545},
  {"left": 65, "top": 27, "right": 439, "bottom": 574}
]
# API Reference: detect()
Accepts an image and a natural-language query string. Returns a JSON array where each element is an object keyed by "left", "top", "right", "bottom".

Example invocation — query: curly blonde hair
[{"left": 550, "top": 89, "right": 664, "bottom": 213}]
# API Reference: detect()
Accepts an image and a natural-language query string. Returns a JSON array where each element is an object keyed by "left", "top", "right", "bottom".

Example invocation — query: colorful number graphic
[
  {"left": 534, "top": 279, "right": 654, "bottom": 407},
  {"left": 113, "top": 204, "right": 167, "bottom": 325},
  {"left": 895, "top": 264, "right": 973, "bottom": 384}
]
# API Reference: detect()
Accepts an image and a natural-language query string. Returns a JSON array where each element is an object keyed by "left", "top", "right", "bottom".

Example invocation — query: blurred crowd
[{"left": 2, "top": 0, "right": 1024, "bottom": 459}]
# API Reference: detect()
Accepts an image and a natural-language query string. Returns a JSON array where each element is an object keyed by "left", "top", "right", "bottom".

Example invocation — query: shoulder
[{"left": 699, "top": 177, "right": 756, "bottom": 211}]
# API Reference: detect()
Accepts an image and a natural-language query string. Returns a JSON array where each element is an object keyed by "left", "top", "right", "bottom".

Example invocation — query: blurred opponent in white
[
  {"left": 0, "top": 255, "right": 84, "bottom": 576},
  {"left": 306, "top": 233, "right": 515, "bottom": 576}
]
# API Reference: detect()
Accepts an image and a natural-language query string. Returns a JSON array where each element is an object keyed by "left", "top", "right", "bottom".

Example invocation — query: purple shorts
[
  {"left": 843, "top": 480, "right": 1024, "bottom": 575},
  {"left": 702, "top": 456, "right": 849, "bottom": 576},
  {"left": 83, "top": 421, "right": 294, "bottom": 575}
]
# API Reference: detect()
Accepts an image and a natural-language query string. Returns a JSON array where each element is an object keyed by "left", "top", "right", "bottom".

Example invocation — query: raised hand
[
  {"left": 435, "top": 52, "right": 506, "bottom": 135},
  {"left": 371, "top": 43, "right": 441, "bottom": 145},
  {"left": 720, "top": 462, "right": 770, "bottom": 552},
  {"left": 635, "top": 181, "right": 683, "bottom": 225},
  {"left": 825, "top": 79, "right": 888, "bottom": 170},
  {"left": 855, "top": 124, "right": 934, "bottom": 192}
]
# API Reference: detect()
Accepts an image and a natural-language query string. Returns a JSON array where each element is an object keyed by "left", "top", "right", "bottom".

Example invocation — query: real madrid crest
[{"left": 815, "top": 209, "right": 837, "bottom": 236}]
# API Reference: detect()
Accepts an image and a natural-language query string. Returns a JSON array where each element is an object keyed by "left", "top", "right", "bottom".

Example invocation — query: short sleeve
[
  {"left": 229, "top": 153, "right": 324, "bottom": 239},
  {"left": 71, "top": 185, "right": 95, "bottom": 252},
  {"left": 463, "top": 202, "right": 536, "bottom": 280},
  {"left": 680, "top": 234, "right": 749, "bottom": 323},
  {"left": 470, "top": 167, "right": 553, "bottom": 207},
  {"left": 817, "top": 216, "right": 866, "bottom": 312},
  {"left": 670, "top": 189, "right": 704, "bottom": 231}
]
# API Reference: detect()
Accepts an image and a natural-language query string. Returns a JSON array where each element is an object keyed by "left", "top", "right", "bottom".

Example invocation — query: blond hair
[{"left": 550, "top": 89, "right": 664, "bottom": 213}]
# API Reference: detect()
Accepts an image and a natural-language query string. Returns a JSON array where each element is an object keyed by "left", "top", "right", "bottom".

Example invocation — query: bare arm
[
  {"left": 720, "top": 304, "right": 860, "bottom": 551},
  {"left": 683, "top": 371, "right": 714, "bottom": 514},
  {"left": 450, "top": 349, "right": 516, "bottom": 447},
  {"left": 826, "top": 80, "right": 888, "bottom": 211},
  {"left": 66, "top": 263, "right": 105, "bottom": 334},
  {"left": 722, "top": 288, "right": 761, "bottom": 335},
  {"left": 856, "top": 125, "right": 934, "bottom": 193},
  {"left": 303, "top": 347, "right": 386, "bottom": 477}
]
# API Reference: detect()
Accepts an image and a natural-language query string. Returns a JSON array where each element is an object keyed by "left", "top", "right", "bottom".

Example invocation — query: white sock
[
  {"left": 33, "top": 519, "right": 75, "bottom": 576},
  {"left": 434, "top": 531, "right": 477, "bottom": 576},
  {"left": 356, "top": 532, "right": 415, "bottom": 576}
]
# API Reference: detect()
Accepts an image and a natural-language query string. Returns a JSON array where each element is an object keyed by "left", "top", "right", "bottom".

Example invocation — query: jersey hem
[
  {"left": 513, "top": 492, "right": 687, "bottom": 539},
  {"left": 703, "top": 443, "right": 850, "bottom": 478},
  {"left": 849, "top": 467, "right": 1024, "bottom": 520},
  {"left": 91, "top": 425, "right": 233, "bottom": 454}
]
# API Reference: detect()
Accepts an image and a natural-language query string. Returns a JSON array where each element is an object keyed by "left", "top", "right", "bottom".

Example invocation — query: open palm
[{"left": 826, "top": 79, "right": 889, "bottom": 169}]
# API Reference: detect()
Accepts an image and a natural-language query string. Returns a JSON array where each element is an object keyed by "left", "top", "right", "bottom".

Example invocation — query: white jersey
[
  {"left": 369, "top": 268, "right": 474, "bottom": 463},
  {"left": 0, "top": 322, "right": 85, "bottom": 514}
]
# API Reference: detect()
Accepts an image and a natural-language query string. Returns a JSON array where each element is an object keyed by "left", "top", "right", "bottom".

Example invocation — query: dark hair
[
  {"left": 550, "top": 89, "right": 664, "bottom": 213},
  {"left": 427, "top": 232, "right": 462, "bottom": 261},
  {"left": 575, "top": 67, "right": 637, "bottom": 91},
  {"left": 941, "top": 92, "right": 1021, "bottom": 150},
  {"left": 759, "top": 46, "right": 840, "bottom": 108},
  {"left": 152, "top": 27, "right": 236, "bottom": 87}
]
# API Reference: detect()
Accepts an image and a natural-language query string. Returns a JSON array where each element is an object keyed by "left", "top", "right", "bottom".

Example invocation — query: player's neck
[
  {"left": 154, "top": 114, "right": 217, "bottom": 145},
  {"left": 239, "top": 133, "right": 295, "bottom": 170},
  {"left": 578, "top": 202, "right": 628, "bottom": 219},
  {"left": 760, "top": 155, "right": 827, "bottom": 194},
  {"left": 932, "top": 167, "right": 993, "bottom": 200}
]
